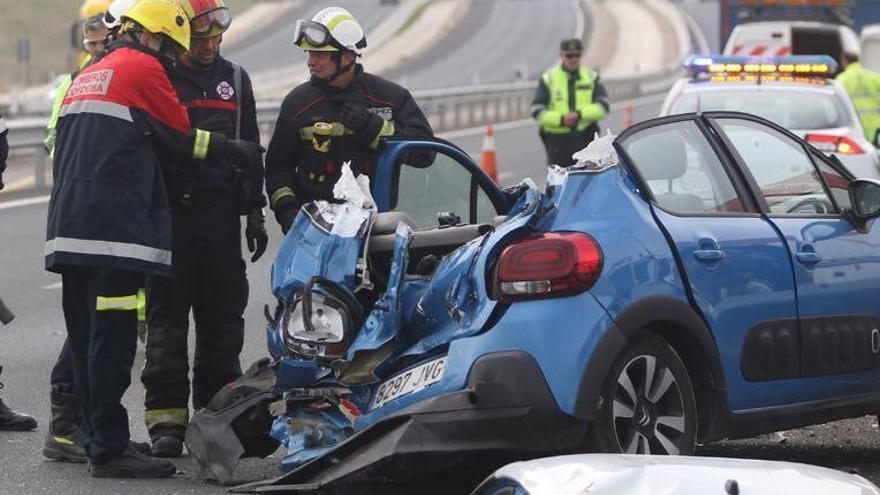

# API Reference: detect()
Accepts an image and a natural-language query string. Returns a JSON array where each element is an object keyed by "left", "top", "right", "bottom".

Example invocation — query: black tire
[{"left": 590, "top": 332, "right": 697, "bottom": 455}]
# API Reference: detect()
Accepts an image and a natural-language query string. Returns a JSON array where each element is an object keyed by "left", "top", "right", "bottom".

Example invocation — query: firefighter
[
  {"left": 140, "top": 0, "right": 268, "bottom": 458},
  {"left": 46, "top": 0, "right": 262, "bottom": 478},
  {"left": 837, "top": 51, "right": 880, "bottom": 144},
  {"left": 532, "top": 38, "right": 609, "bottom": 167},
  {"left": 265, "top": 6, "right": 432, "bottom": 233},
  {"left": 43, "top": 3, "right": 114, "bottom": 465}
]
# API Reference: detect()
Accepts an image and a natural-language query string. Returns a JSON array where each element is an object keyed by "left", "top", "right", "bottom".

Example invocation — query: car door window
[
  {"left": 715, "top": 119, "right": 839, "bottom": 215},
  {"left": 621, "top": 120, "right": 745, "bottom": 214},
  {"left": 394, "top": 148, "right": 498, "bottom": 230},
  {"left": 815, "top": 157, "right": 852, "bottom": 210}
]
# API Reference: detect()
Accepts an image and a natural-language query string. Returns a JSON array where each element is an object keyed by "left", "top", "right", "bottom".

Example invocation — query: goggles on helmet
[
  {"left": 293, "top": 19, "right": 343, "bottom": 50},
  {"left": 190, "top": 7, "right": 231, "bottom": 38}
]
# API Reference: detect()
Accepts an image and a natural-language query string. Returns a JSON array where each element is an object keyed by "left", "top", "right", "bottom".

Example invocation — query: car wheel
[{"left": 592, "top": 332, "right": 697, "bottom": 455}]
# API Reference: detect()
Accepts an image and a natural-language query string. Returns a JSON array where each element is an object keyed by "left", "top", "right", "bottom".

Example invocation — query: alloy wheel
[{"left": 611, "top": 354, "right": 688, "bottom": 455}]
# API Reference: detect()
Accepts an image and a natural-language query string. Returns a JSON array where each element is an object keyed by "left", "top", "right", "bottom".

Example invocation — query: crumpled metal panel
[
  {"left": 343, "top": 223, "right": 414, "bottom": 374},
  {"left": 392, "top": 184, "right": 549, "bottom": 362},
  {"left": 271, "top": 164, "right": 375, "bottom": 299}
]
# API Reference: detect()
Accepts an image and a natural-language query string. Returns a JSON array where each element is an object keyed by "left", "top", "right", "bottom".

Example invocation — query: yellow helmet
[
  {"left": 80, "top": 0, "right": 112, "bottom": 19},
  {"left": 122, "top": 0, "right": 191, "bottom": 52}
]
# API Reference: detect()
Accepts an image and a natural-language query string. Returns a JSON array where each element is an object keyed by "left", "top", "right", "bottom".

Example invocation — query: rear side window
[{"left": 621, "top": 120, "right": 745, "bottom": 214}]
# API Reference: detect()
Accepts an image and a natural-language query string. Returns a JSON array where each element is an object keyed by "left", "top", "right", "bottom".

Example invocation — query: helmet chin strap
[{"left": 311, "top": 50, "right": 356, "bottom": 85}]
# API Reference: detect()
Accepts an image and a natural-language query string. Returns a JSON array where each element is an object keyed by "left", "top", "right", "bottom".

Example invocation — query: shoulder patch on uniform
[
  {"left": 216, "top": 81, "right": 235, "bottom": 100},
  {"left": 67, "top": 69, "right": 114, "bottom": 98}
]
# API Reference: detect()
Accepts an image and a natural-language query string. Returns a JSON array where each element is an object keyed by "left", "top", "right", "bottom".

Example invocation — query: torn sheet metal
[
  {"left": 271, "top": 163, "right": 376, "bottom": 299},
  {"left": 270, "top": 387, "right": 359, "bottom": 472},
  {"left": 341, "top": 223, "right": 414, "bottom": 382},
  {"left": 392, "top": 185, "right": 548, "bottom": 362}
]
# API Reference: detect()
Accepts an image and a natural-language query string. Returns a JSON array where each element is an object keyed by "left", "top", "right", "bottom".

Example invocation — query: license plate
[{"left": 370, "top": 356, "right": 447, "bottom": 411}]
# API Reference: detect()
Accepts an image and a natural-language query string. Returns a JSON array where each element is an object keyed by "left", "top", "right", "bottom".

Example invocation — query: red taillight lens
[
  {"left": 496, "top": 232, "right": 603, "bottom": 302},
  {"left": 806, "top": 134, "right": 865, "bottom": 154}
]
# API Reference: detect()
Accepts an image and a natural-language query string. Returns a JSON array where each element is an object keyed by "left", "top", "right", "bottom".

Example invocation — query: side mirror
[{"left": 848, "top": 178, "right": 880, "bottom": 221}]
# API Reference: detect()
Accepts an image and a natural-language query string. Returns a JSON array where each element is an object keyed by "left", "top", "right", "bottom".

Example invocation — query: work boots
[
  {"left": 90, "top": 446, "right": 177, "bottom": 478},
  {"left": 0, "top": 367, "right": 38, "bottom": 431},
  {"left": 151, "top": 428, "right": 185, "bottom": 458},
  {"left": 43, "top": 386, "right": 87, "bottom": 462}
]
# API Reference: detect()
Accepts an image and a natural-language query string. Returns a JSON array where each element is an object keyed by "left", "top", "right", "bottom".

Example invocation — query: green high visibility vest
[
  {"left": 836, "top": 62, "right": 880, "bottom": 143},
  {"left": 538, "top": 65, "right": 601, "bottom": 134}
]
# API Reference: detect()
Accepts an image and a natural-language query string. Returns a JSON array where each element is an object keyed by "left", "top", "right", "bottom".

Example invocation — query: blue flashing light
[{"left": 684, "top": 54, "right": 839, "bottom": 77}]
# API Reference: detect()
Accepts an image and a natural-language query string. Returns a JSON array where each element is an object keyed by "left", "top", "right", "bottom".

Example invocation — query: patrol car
[{"left": 661, "top": 55, "right": 880, "bottom": 180}]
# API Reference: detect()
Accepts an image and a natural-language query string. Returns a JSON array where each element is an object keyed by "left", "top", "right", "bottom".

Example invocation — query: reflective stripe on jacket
[
  {"left": 532, "top": 65, "right": 608, "bottom": 135},
  {"left": 837, "top": 62, "right": 880, "bottom": 142},
  {"left": 46, "top": 42, "right": 218, "bottom": 277}
]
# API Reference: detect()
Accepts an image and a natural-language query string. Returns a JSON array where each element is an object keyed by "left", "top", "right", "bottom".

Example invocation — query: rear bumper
[{"left": 243, "top": 351, "right": 587, "bottom": 493}]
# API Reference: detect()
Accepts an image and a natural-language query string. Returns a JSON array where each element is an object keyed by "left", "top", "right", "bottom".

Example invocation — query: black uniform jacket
[
  {"left": 168, "top": 56, "right": 266, "bottom": 212},
  {"left": 265, "top": 65, "right": 432, "bottom": 212},
  {"left": 47, "top": 42, "right": 221, "bottom": 277}
]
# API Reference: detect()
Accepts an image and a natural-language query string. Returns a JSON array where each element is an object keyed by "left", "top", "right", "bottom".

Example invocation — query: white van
[{"left": 723, "top": 21, "right": 859, "bottom": 64}]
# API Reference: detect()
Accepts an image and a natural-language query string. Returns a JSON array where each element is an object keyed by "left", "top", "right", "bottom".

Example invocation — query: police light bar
[{"left": 685, "top": 55, "right": 838, "bottom": 77}]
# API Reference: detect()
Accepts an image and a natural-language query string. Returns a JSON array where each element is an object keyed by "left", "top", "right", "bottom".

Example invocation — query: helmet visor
[
  {"left": 191, "top": 7, "right": 231, "bottom": 37},
  {"left": 293, "top": 19, "right": 339, "bottom": 50}
]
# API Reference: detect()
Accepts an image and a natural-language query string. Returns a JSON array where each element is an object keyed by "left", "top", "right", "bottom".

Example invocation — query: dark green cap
[{"left": 560, "top": 38, "right": 583, "bottom": 54}]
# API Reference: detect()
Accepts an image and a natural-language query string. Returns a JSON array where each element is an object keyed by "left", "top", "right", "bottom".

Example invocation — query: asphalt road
[
  {"left": 386, "top": 0, "right": 584, "bottom": 89},
  {"left": 222, "top": 0, "right": 397, "bottom": 76},
  {"left": 5, "top": 97, "right": 880, "bottom": 494}
]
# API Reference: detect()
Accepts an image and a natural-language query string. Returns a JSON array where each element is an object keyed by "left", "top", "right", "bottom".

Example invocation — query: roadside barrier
[{"left": 4, "top": 63, "right": 685, "bottom": 193}]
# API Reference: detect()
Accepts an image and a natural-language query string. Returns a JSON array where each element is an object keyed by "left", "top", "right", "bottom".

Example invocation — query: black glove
[
  {"left": 274, "top": 202, "right": 299, "bottom": 235},
  {"left": 340, "top": 102, "right": 385, "bottom": 145},
  {"left": 245, "top": 210, "right": 269, "bottom": 262},
  {"left": 224, "top": 139, "right": 264, "bottom": 173}
]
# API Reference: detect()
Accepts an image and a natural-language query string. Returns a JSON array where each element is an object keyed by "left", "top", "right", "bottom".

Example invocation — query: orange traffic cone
[
  {"left": 623, "top": 105, "right": 635, "bottom": 129},
  {"left": 481, "top": 125, "right": 498, "bottom": 183}
]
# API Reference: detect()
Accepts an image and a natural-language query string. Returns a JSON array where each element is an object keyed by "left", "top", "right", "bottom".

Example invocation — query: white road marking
[
  {"left": 0, "top": 195, "right": 50, "bottom": 211},
  {"left": 573, "top": 0, "right": 585, "bottom": 40},
  {"left": 41, "top": 282, "right": 62, "bottom": 290}
]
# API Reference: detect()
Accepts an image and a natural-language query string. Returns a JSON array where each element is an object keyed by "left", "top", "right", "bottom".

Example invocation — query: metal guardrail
[{"left": 5, "top": 63, "right": 685, "bottom": 193}]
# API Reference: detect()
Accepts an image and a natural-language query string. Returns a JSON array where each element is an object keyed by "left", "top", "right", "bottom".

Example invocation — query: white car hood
[{"left": 494, "top": 454, "right": 880, "bottom": 495}]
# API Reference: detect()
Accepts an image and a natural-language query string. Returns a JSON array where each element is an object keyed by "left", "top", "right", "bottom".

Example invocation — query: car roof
[
  {"left": 487, "top": 454, "right": 880, "bottom": 495},
  {"left": 679, "top": 78, "right": 838, "bottom": 94}
]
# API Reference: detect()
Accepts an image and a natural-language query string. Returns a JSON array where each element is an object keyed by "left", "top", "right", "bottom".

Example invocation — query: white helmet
[
  {"left": 103, "top": 0, "right": 140, "bottom": 29},
  {"left": 293, "top": 7, "right": 367, "bottom": 55}
]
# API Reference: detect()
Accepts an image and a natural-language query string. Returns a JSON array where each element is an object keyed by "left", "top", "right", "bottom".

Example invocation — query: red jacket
[{"left": 47, "top": 42, "right": 221, "bottom": 276}]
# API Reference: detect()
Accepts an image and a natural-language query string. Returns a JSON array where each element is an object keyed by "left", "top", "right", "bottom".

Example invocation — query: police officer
[
  {"left": 140, "top": 0, "right": 268, "bottom": 458},
  {"left": 266, "top": 7, "right": 432, "bottom": 232},
  {"left": 46, "top": 0, "right": 261, "bottom": 478},
  {"left": 837, "top": 51, "right": 880, "bottom": 144},
  {"left": 532, "top": 39, "right": 609, "bottom": 167}
]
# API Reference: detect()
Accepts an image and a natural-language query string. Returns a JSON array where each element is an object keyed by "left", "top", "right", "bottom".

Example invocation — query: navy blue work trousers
[{"left": 61, "top": 266, "right": 141, "bottom": 464}]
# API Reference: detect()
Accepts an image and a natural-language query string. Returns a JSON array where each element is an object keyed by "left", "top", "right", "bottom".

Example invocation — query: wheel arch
[{"left": 575, "top": 296, "right": 730, "bottom": 443}]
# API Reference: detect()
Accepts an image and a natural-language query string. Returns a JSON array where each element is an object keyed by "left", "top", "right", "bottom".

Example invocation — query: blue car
[{"left": 189, "top": 112, "right": 880, "bottom": 490}]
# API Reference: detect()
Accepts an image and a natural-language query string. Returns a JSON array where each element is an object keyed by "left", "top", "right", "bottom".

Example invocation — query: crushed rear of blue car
[{"left": 189, "top": 112, "right": 880, "bottom": 493}]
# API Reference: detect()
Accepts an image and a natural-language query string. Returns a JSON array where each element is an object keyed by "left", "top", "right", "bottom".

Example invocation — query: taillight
[
  {"left": 806, "top": 134, "right": 865, "bottom": 154},
  {"left": 495, "top": 232, "right": 603, "bottom": 302}
]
